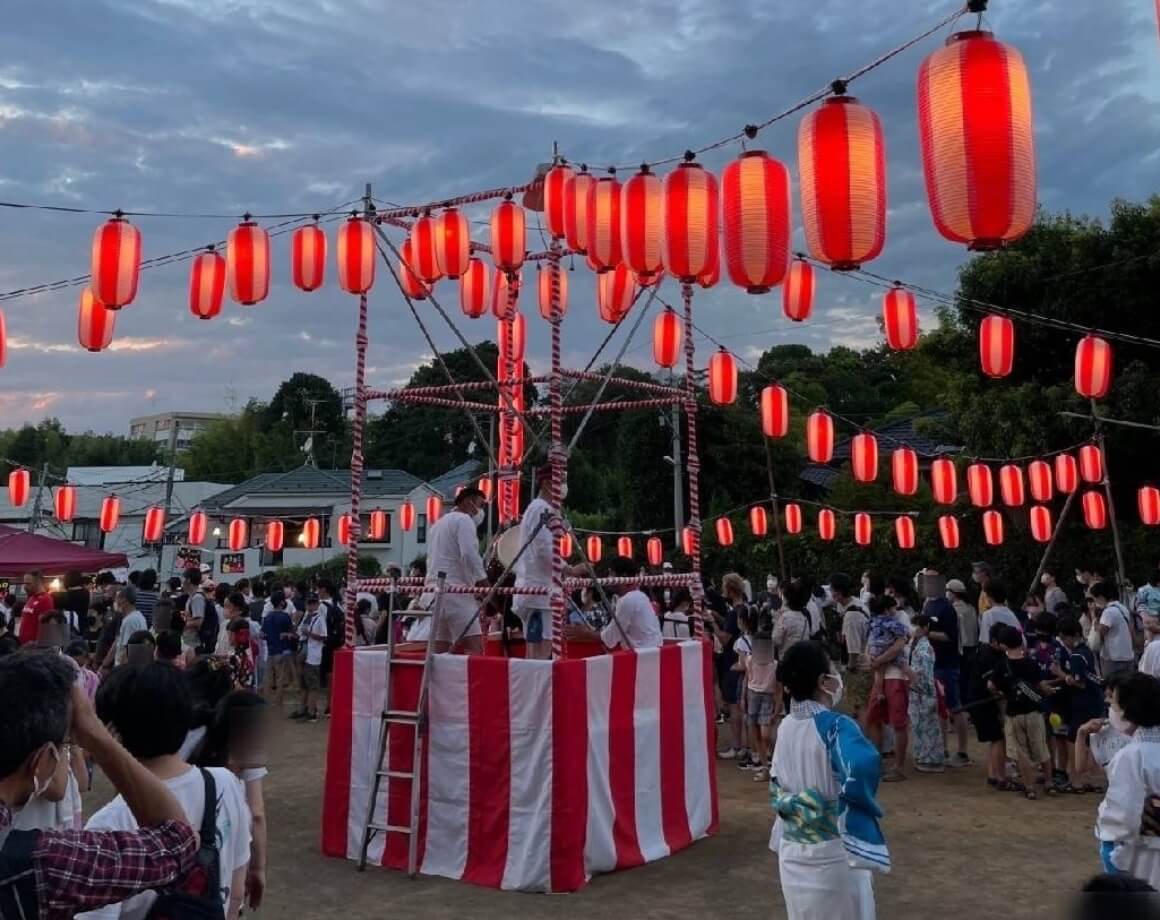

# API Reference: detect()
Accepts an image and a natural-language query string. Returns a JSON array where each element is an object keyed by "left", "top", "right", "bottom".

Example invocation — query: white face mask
[
  {"left": 471, "top": 508, "right": 485, "bottom": 526},
  {"left": 30, "top": 743, "right": 60, "bottom": 801},
  {"left": 559, "top": 483, "right": 568, "bottom": 501},
  {"left": 821, "top": 672, "right": 844, "bottom": 709},
  {"left": 1109, "top": 705, "right": 1134, "bottom": 736}
]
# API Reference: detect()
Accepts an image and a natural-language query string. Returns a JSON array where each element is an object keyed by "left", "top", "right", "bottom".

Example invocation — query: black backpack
[
  {"left": 324, "top": 601, "right": 345, "bottom": 650},
  {"left": 145, "top": 769, "right": 226, "bottom": 919}
]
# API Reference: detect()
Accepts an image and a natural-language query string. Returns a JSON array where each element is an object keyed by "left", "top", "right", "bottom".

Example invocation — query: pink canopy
[{"left": 0, "top": 524, "right": 128, "bottom": 577}]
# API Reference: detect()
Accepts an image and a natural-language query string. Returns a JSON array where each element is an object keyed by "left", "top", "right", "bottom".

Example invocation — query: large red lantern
[
  {"left": 1075, "top": 335, "right": 1113, "bottom": 399},
  {"left": 301, "top": 518, "right": 321, "bottom": 549},
  {"left": 716, "top": 518, "right": 734, "bottom": 546},
  {"left": 749, "top": 506, "right": 768, "bottom": 537},
  {"left": 979, "top": 315, "right": 1015, "bottom": 378},
  {"left": 409, "top": 213, "right": 442, "bottom": 284},
  {"left": 537, "top": 264, "right": 568, "bottom": 320},
  {"left": 647, "top": 536, "right": 663, "bottom": 566},
  {"left": 290, "top": 223, "right": 326, "bottom": 292},
  {"left": 761, "top": 385, "right": 789, "bottom": 438},
  {"left": 189, "top": 249, "right": 226, "bottom": 320},
  {"left": 982, "top": 510, "right": 1004, "bottom": 546},
  {"left": 1138, "top": 486, "right": 1160, "bottom": 526},
  {"left": 460, "top": 258, "right": 488, "bottom": 318},
  {"left": 434, "top": 208, "right": 471, "bottom": 279},
  {"left": 1082, "top": 490, "right": 1108, "bottom": 530},
  {"left": 143, "top": 506, "right": 166, "bottom": 543},
  {"left": 54, "top": 485, "right": 76, "bottom": 522},
  {"left": 597, "top": 263, "right": 635, "bottom": 324},
  {"left": 266, "top": 520, "right": 284, "bottom": 553},
  {"left": 999, "top": 464, "right": 1025, "bottom": 507},
  {"left": 78, "top": 289, "right": 116, "bottom": 353},
  {"left": 967, "top": 463, "right": 994, "bottom": 507},
  {"left": 490, "top": 197, "right": 526, "bottom": 274},
  {"left": 931, "top": 458, "right": 957, "bottom": 505},
  {"left": 798, "top": 95, "right": 886, "bottom": 270},
  {"left": 369, "top": 509, "right": 387, "bottom": 541},
  {"left": 228, "top": 518, "right": 247, "bottom": 551},
  {"left": 721, "top": 151, "right": 791, "bottom": 293},
  {"left": 784, "top": 504, "right": 803, "bottom": 535},
  {"left": 100, "top": 496, "right": 121, "bottom": 533},
  {"left": 498, "top": 312, "right": 526, "bottom": 365},
  {"left": 617, "top": 535, "right": 633, "bottom": 558},
  {"left": 1028, "top": 460, "right": 1054, "bottom": 503},
  {"left": 399, "top": 500, "right": 415, "bottom": 532},
  {"left": 681, "top": 526, "right": 695, "bottom": 557},
  {"left": 1030, "top": 505, "right": 1053, "bottom": 543},
  {"left": 851, "top": 433, "right": 878, "bottom": 483},
  {"left": 1055, "top": 454, "right": 1079, "bottom": 493},
  {"left": 563, "top": 168, "right": 594, "bottom": 254},
  {"left": 806, "top": 410, "right": 835, "bottom": 463},
  {"left": 883, "top": 286, "right": 918, "bottom": 350},
  {"left": 917, "top": 30, "right": 1036, "bottom": 250},
  {"left": 426, "top": 495, "right": 442, "bottom": 525},
  {"left": 188, "top": 510, "right": 207, "bottom": 545},
  {"left": 543, "top": 163, "right": 574, "bottom": 240},
  {"left": 8, "top": 469, "right": 29, "bottom": 507},
  {"left": 491, "top": 268, "right": 520, "bottom": 320},
  {"left": 892, "top": 448, "right": 918, "bottom": 496},
  {"left": 559, "top": 533, "right": 574, "bottom": 559},
  {"left": 337, "top": 216, "right": 375, "bottom": 294},
  {"left": 621, "top": 167, "right": 664, "bottom": 281},
  {"left": 398, "top": 238, "right": 429, "bottom": 301},
  {"left": 782, "top": 258, "right": 815, "bottom": 323},
  {"left": 697, "top": 248, "right": 720, "bottom": 289},
  {"left": 938, "top": 514, "right": 960, "bottom": 550},
  {"left": 895, "top": 516, "right": 916, "bottom": 550},
  {"left": 227, "top": 219, "right": 270, "bottom": 305},
  {"left": 91, "top": 216, "right": 141, "bottom": 308},
  {"left": 587, "top": 535, "right": 603, "bottom": 563},
  {"left": 854, "top": 513, "right": 872, "bottom": 546},
  {"left": 708, "top": 349, "right": 738, "bottom": 406},
  {"left": 662, "top": 161, "right": 718, "bottom": 282},
  {"left": 1079, "top": 444, "right": 1103, "bottom": 484},
  {"left": 586, "top": 176, "right": 622, "bottom": 272},
  {"left": 653, "top": 308, "right": 682, "bottom": 368},
  {"left": 818, "top": 509, "right": 836, "bottom": 541}
]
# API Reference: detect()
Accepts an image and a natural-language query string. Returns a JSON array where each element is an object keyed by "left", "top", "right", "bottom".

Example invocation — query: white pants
[
  {"left": 778, "top": 840, "right": 875, "bottom": 920},
  {"left": 432, "top": 596, "right": 482, "bottom": 645}
]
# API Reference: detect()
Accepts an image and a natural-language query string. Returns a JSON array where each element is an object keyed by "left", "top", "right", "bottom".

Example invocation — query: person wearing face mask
[
  {"left": 564, "top": 556, "right": 662, "bottom": 651},
  {"left": 424, "top": 485, "right": 490, "bottom": 654},
  {"left": 769, "top": 640, "right": 888, "bottom": 920}
]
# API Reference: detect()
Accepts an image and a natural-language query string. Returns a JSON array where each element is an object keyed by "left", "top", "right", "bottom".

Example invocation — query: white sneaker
[
  {"left": 753, "top": 768, "right": 769, "bottom": 782},
  {"left": 717, "top": 747, "right": 740, "bottom": 760}
]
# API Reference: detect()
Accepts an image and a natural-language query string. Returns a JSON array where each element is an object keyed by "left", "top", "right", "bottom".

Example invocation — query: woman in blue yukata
[{"left": 770, "top": 641, "right": 890, "bottom": 920}]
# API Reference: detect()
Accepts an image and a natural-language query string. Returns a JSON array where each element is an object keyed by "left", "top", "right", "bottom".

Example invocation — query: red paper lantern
[
  {"left": 883, "top": 286, "right": 918, "bottom": 350},
  {"left": 7, "top": 469, "right": 29, "bottom": 507},
  {"left": 537, "top": 263, "right": 568, "bottom": 320},
  {"left": 227, "top": 518, "right": 247, "bottom": 551},
  {"left": 300, "top": 517, "right": 321, "bottom": 549},
  {"left": 1138, "top": 486, "right": 1160, "bottom": 526},
  {"left": 337, "top": 514, "right": 354, "bottom": 546},
  {"left": 617, "top": 535, "right": 633, "bottom": 558},
  {"left": 434, "top": 208, "right": 470, "bottom": 279},
  {"left": 854, "top": 513, "right": 872, "bottom": 546},
  {"left": 708, "top": 348, "right": 738, "bottom": 406},
  {"left": 398, "top": 238, "right": 429, "bottom": 301},
  {"left": 564, "top": 167, "right": 594, "bottom": 254},
  {"left": 189, "top": 249, "right": 226, "bottom": 319},
  {"left": 982, "top": 509, "right": 1004, "bottom": 545},
  {"left": 587, "top": 535, "right": 603, "bottom": 563},
  {"left": 806, "top": 410, "right": 834, "bottom": 463},
  {"left": 681, "top": 526, "right": 695, "bottom": 557},
  {"left": 1082, "top": 490, "right": 1108, "bottom": 530},
  {"left": 716, "top": 517, "right": 734, "bottom": 546},
  {"left": 498, "top": 313, "right": 526, "bottom": 365},
  {"left": 1075, "top": 335, "right": 1113, "bottom": 399},
  {"left": 999, "top": 464, "right": 1025, "bottom": 507},
  {"left": 54, "top": 485, "right": 76, "bottom": 522},
  {"left": 1030, "top": 505, "right": 1053, "bottom": 543},
  {"left": 78, "top": 289, "right": 116, "bottom": 352},
  {"left": 967, "top": 463, "right": 994, "bottom": 507},
  {"left": 490, "top": 197, "right": 526, "bottom": 274},
  {"left": 892, "top": 448, "right": 918, "bottom": 496},
  {"left": 1028, "top": 460, "right": 1053, "bottom": 503},
  {"left": 597, "top": 263, "right": 636, "bottom": 324},
  {"left": 543, "top": 163, "right": 574, "bottom": 240},
  {"left": 798, "top": 95, "right": 886, "bottom": 270},
  {"left": 91, "top": 216, "right": 141, "bottom": 308},
  {"left": 459, "top": 258, "right": 488, "bottom": 318},
  {"left": 851, "top": 433, "right": 878, "bottom": 483},
  {"left": 290, "top": 223, "right": 326, "bottom": 292},
  {"left": 662, "top": 161, "right": 718, "bottom": 282},
  {"left": 761, "top": 385, "right": 789, "bottom": 438},
  {"left": 697, "top": 249, "right": 720, "bottom": 289},
  {"left": 188, "top": 510, "right": 207, "bottom": 545},
  {"left": 266, "top": 520, "right": 284, "bottom": 553},
  {"left": 409, "top": 213, "right": 442, "bottom": 284},
  {"left": 227, "top": 219, "right": 270, "bottom": 305},
  {"left": 938, "top": 514, "right": 960, "bottom": 550},
  {"left": 979, "top": 315, "right": 1015, "bottom": 378},
  {"left": 895, "top": 516, "right": 916, "bottom": 550},
  {"left": 1055, "top": 454, "right": 1079, "bottom": 494},
  {"left": 369, "top": 509, "right": 387, "bottom": 541},
  {"left": 143, "top": 506, "right": 166, "bottom": 543},
  {"left": 559, "top": 533, "right": 574, "bottom": 558},
  {"left": 647, "top": 536, "right": 663, "bottom": 566},
  {"left": 721, "top": 151, "right": 791, "bottom": 293},
  {"left": 784, "top": 503, "right": 803, "bottom": 535},
  {"left": 782, "top": 258, "right": 815, "bottom": 322},
  {"left": 1079, "top": 444, "right": 1103, "bottom": 484},
  {"left": 99, "top": 496, "right": 121, "bottom": 533},
  {"left": 818, "top": 509, "right": 837, "bottom": 541},
  {"left": 917, "top": 31, "right": 1036, "bottom": 250},
  {"left": 931, "top": 458, "right": 957, "bottom": 505},
  {"left": 337, "top": 216, "right": 375, "bottom": 294},
  {"left": 426, "top": 495, "right": 442, "bottom": 524},
  {"left": 749, "top": 506, "right": 768, "bottom": 537},
  {"left": 653, "top": 308, "right": 682, "bottom": 368},
  {"left": 478, "top": 478, "right": 493, "bottom": 500},
  {"left": 399, "top": 500, "right": 415, "bottom": 532},
  {"left": 0, "top": 310, "right": 6, "bottom": 368},
  {"left": 491, "top": 268, "right": 520, "bottom": 320},
  {"left": 621, "top": 167, "right": 664, "bottom": 281},
  {"left": 586, "top": 176, "right": 622, "bottom": 272}
]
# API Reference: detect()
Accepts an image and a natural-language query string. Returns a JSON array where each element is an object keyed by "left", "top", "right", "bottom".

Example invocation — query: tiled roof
[
  {"left": 202, "top": 466, "right": 421, "bottom": 509},
  {"left": 427, "top": 459, "right": 485, "bottom": 499}
]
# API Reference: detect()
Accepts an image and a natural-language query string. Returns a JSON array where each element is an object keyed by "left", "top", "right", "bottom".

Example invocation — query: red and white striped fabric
[{"left": 322, "top": 643, "right": 718, "bottom": 892}]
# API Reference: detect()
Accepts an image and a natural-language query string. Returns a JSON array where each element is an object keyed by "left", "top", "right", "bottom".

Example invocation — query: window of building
[
  {"left": 416, "top": 513, "right": 428, "bottom": 544},
  {"left": 72, "top": 520, "right": 104, "bottom": 550}
]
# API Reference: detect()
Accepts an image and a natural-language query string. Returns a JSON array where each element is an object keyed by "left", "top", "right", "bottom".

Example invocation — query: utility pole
[
  {"left": 762, "top": 436, "right": 787, "bottom": 583},
  {"left": 26, "top": 462, "right": 49, "bottom": 534},
  {"left": 1096, "top": 422, "right": 1129, "bottom": 603},
  {"left": 158, "top": 413, "right": 179, "bottom": 568},
  {"left": 296, "top": 392, "right": 325, "bottom": 468},
  {"left": 668, "top": 368, "right": 684, "bottom": 550}
]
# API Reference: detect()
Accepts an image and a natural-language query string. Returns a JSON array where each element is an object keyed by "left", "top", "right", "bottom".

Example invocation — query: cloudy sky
[{"left": 0, "top": 0, "right": 1156, "bottom": 436}]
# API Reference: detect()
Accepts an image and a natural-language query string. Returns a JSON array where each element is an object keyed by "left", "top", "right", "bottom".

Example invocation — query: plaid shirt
[{"left": 0, "top": 800, "right": 197, "bottom": 919}]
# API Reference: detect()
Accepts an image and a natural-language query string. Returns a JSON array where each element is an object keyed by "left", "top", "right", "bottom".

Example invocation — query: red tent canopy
[{"left": 0, "top": 524, "right": 128, "bottom": 577}]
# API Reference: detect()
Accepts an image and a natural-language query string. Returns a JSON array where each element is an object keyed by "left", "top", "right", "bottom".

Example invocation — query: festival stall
[{"left": 0, "top": 524, "right": 128, "bottom": 577}]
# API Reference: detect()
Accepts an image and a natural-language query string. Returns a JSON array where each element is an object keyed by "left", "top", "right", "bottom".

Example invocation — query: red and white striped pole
[
  {"left": 681, "top": 283, "right": 705, "bottom": 637},
  {"left": 344, "top": 289, "right": 369, "bottom": 647},
  {"left": 548, "top": 244, "right": 568, "bottom": 659}
]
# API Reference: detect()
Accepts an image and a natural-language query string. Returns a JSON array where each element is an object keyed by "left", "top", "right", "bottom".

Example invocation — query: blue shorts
[{"left": 935, "top": 667, "right": 961, "bottom": 711}]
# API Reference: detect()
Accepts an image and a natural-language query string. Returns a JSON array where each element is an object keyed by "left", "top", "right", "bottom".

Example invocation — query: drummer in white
[
  {"left": 424, "top": 486, "right": 489, "bottom": 654},
  {"left": 565, "top": 555, "right": 663, "bottom": 652}
]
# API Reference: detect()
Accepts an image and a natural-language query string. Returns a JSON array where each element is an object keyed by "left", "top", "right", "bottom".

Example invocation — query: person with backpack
[
  {"left": 1094, "top": 580, "right": 1137, "bottom": 680},
  {"left": 316, "top": 579, "right": 344, "bottom": 696}
]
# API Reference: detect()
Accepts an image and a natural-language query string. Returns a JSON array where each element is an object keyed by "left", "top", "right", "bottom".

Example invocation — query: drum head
[{"left": 495, "top": 526, "right": 523, "bottom": 568}]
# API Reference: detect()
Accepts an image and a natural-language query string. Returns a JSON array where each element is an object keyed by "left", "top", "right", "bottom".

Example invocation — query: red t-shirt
[{"left": 17, "top": 592, "right": 56, "bottom": 644}]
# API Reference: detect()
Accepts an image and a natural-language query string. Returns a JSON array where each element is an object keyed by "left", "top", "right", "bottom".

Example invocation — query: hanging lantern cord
[
  {"left": 830, "top": 79, "right": 848, "bottom": 96},
  {"left": 683, "top": 150, "right": 696, "bottom": 163}
]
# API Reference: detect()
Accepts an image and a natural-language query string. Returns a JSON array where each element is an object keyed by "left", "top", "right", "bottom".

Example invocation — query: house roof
[
  {"left": 201, "top": 466, "right": 422, "bottom": 509},
  {"left": 427, "top": 459, "right": 485, "bottom": 500}
]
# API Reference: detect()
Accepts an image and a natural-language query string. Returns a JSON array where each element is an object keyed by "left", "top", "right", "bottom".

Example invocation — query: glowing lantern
[
  {"left": 967, "top": 463, "right": 994, "bottom": 507},
  {"left": 227, "top": 219, "right": 270, "bottom": 305},
  {"left": 1079, "top": 444, "right": 1103, "bottom": 484},
  {"left": 818, "top": 509, "right": 836, "bottom": 541},
  {"left": 1028, "top": 460, "right": 1053, "bottom": 503},
  {"left": 543, "top": 163, "right": 574, "bottom": 239},
  {"left": 617, "top": 535, "right": 633, "bottom": 558},
  {"left": 188, "top": 510, "right": 207, "bottom": 545},
  {"left": 917, "top": 30, "right": 1036, "bottom": 250},
  {"left": 854, "top": 513, "right": 872, "bottom": 546},
  {"left": 426, "top": 495, "right": 442, "bottom": 524},
  {"left": 653, "top": 308, "right": 682, "bottom": 368},
  {"left": 560, "top": 533, "right": 574, "bottom": 558},
  {"left": 895, "top": 516, "right": 916, "bottom": 550},
  {"left": 586, "top": 176, "right": 622, "bottom": 272},
  {"left": 369, "top": 509, "right": 387, "bottom": 541},
  {"left": 498, "top": 313, "right": 526, "bottom": 365},
  {"left": 336, "top": 216, "right": 375, "bottom": 294},
  {"left": 537, "top": 263, "right": 568, "bottom": 320},
  {"left": 761, "top": 385, "right": 789, "bottom": 438},
  {"left": 806, "top": 410, "right": 834, "bottom": 463},
  {"left": 8, "top": 469, "right": 30, "bottom": 507},
  {"left": 189, "top": 249, "right": 226, "bottom": 319},
  {"left": 716, "top": 517, "right": 734, "bottom": 546},
  {"left": 1075, "top": 335, "right": 1113, "bottom": 399},
  {"left": 784, "top": 503, "right": 803, "bottom": 535},
  {"left": 647, "top": 536, "right": 663, "bottom": 566},
  {"left": 721, "top": 151, "right": 791, "bottom": 292},
  {"left": 100, "top": 496, "right": 121, "bottom": 533},
  {"left": 749, "top": 506, "right": 768, "bottom": 537},
  {"left": 266, "top": 520, "right": 284, "bottom": 553},
  {"left": 337, "top": 514, "right": 354, "bottom": 546},
  {"left": 892, "top": 448, "right": 918, "bottom": 496},
  {"left": 979, "top": 315, "right": 1015, "bottom": 378},
  {"left": 91, "top": 215, "right": 141, "bottom": 308},
  {"left": 563, "top": 167, "right": 594, "bottom": 254},
  {"left": 697, "top": 249, "right": 720, "bottom": 289},
  {"left": 142, "top": 506, "right": 166, "bottom": 543},
  {"left": 1030, "top": 505, "right": 1052, "bottom": 543},
  {"left": 783, "top": 258, "right": 815, "bottom": 322},
  {"left": 597, "top": 263, "right": 636, "bottom": 324},
  {"left": 982, "top": 510, "right": 1004, "bottom": 546},
  {"left": 1138, "top": 486, "right": 1160, "bottom": 526},
  {"left": 77, "top": 289, "right": 116, "bottom": 352},
  {"left": 1082, "top": 490, "right": 1108, "bottom": 530},
  {"left": 399, "top": 501, "right": 415, "bottom": 532},
  {"left": 227, "top": 518, "right": 247, "bottom": 551},
  {"left": 478, "top": 478, "right": 493, "bottom": 500},
  {"left": 851, "top": 433, "right": 878, "bottom": 483},
  {"left": 798, "top": 95, "right": 886, "bottom": 269},
  {"left": 883, "top": 286, "right": 918, "bottom": 350},
  {"left": 930, "top": 458, "right": 957, "bottom": 505},
  {"left": 54, "top": 485, "right": 76, "bottom": 522},
  {"left": 491, "top": 268, "right": 520, "bottom": 320},
  {"left": 290, "top": 223, "right": 326, "bottom": 292},
  {"left": 708, "top": 349, "right": 738, "bottom": 406},
  {"left": 1055, "top": 454, "right": 1079, "bottom": 494},
  {"left": 0, "top": 311, "right": 6, "bottom": 368},
  {"left": 434, "top": 208, "right": 471, "bottom": 279},
  {"left": 409, "top": 213, "right": 442, "bottom": 284},
  {"left": 938, "top": 514, "right": 960, "bottom": 550},
  {"left": 460, "top": 258, "right": 488, "bottom": 318},
  {"left": 398, "top": 238, "right": 429, "bottom": 301},
  {"left": 999, "top": 464, "right": 1025, "bottom": 507},
  {"left": 587, "top": 535, "right": 603, "bottom": 563},
  {"left": 490, "top": 196, "right": 526, "bottom": 274},
  {"left": 662, "top": 161, "right": 719, "bottom": 282},
  {"left": 301, "top": 518, "right": 321, "bottom": 549},
  {"left": 681, "top": 526, "right": 695, "bottom": 556},
  {"left": 621, "top": 167, "right": 664, "bottom": 281}
]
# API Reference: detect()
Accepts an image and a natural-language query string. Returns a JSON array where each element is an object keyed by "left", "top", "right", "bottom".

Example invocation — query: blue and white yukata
[{"left": 1097, "top": 726, "right": 1160, "bottom": 889}]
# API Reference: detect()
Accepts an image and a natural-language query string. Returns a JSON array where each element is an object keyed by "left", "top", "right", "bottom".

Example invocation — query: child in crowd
[
  {"left": 907, "top": 614, "right": 943, "bottom": 773},
  {"left": 969, "top": 627, "right": 1010, "bottom": 789},
  {"left": 1056, "top": 616, "right": 1109, "bottom": 793},
  {"left": 993, "top": 624, "right": 1055, "bottom": 799},
  {"left": 67, "top": 639, "right": 101, "bottom": 703},
  {"left": 1027, "top": 612, "right": 1070, "bottom": 785},
  {"left": 228, "top": 617, "right": 257, "bottom": 690},
  {"left": 745, "top": 607, "right": 779, "bottom": 782},
  {"left": 155, "top": 630, "right": 185, "bottom": 667},
  {"left": 732, "top": 607, "right": 754, "bottom": 769}
]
